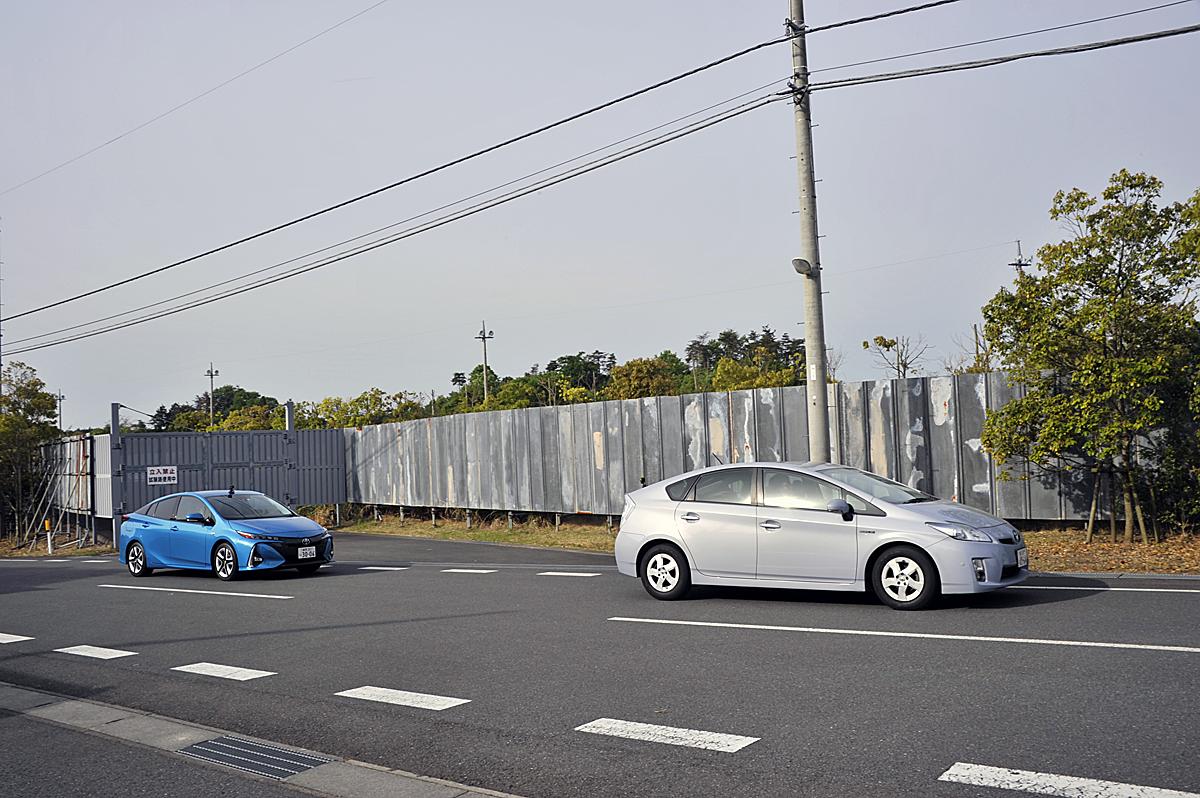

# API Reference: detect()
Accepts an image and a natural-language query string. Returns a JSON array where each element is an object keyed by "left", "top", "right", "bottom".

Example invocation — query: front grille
[
  {"left": 995, "top": 536, "right": 1015, "bottom": 545},
  {"left": 1001, "top": 564, "right": 1020, "bottom": 580}
]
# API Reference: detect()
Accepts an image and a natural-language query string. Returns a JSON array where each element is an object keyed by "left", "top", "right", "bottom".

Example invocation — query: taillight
[{"left": 120, "top": 514, "right": 130, "bottom": 522}]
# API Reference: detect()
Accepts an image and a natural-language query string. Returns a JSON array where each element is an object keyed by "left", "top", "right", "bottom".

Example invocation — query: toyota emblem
[{"left": 301, "top": 538, "right": 310, "bottom": 546}]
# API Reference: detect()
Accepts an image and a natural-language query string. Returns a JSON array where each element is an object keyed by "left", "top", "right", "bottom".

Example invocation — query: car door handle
[
  {"left": 759, "top": 520, "right": 781, "bottom": 531},
  {"left": 680, "top": 512, "right": 700, "bottom": 522},
  {"left": 169, "top": 525, "right": 179, "bottom": 531}
]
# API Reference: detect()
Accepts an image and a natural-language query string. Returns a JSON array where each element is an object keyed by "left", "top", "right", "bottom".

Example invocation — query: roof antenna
[{"left": 228, "top": 485, "right": 236, "bottom": 498}]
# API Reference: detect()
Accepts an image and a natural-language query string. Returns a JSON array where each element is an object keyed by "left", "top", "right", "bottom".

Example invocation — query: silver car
[{"left": 615, "top": 462, "right": 1028, "bottom": 610}]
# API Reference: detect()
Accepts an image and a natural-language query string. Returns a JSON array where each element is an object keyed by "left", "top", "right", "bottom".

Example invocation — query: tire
[
  {"left": 296, "top": 564, "right": 321, "bottom": 576},
  {"left": 639, "top": 543, "right": 691, "bottom": 601},
  {"left": 212, "top": 541, "right": 240, "bottom": 582},
  {"left": 871, "top": 546, "right": 939, "bottom": 610},
  {"left": 126, "top": 541, "right": 152, "bottom": 577}
]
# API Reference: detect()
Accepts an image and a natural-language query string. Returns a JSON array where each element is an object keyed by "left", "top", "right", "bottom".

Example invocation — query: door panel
[
  {"left": 143, "top": 497, "right": 180, "bottom": 566},
  {"left": 755, "top": 507, "right": 857, "bottom": 581},
  {"left": 170, "top": 496, "right": 213, "bottom": 566},
  {"left": 757, "top": 468, "right": 858, "bottom": 582},
  {"left": 676, "top": 502, "right": 758, "bottom": 577},
  {"left": 676, "top": 468, "right": 758, "bottom": 578}
]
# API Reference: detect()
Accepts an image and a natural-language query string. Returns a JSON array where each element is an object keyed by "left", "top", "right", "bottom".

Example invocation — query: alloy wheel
[
  {"left": 646, "top": 552, "right": 679, "bottom": 593},
  {"left": 215, "top": 546, "right": 235, "bottom": 579},
  {"left": 880, "top": 556, "right": 925, "bottom": 603},
  {"left": 128, "top": 544, "right": 144, "bottom": 575}
]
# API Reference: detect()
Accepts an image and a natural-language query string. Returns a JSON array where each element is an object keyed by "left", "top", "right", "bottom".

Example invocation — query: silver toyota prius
[{"left": 615, "top": 462, "right": 1028, "bottom": 610}]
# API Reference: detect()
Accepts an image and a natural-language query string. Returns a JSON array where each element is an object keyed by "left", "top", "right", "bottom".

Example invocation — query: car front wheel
[
  {"left": 127, "top": 542, "right": 152, "bottom": 577},
  {"left": 872, "top": 546, "right": 939, "bottom": 610},
  {"left": 213, "top": 542, "right": 239, "bottom": 581},
  {"left": 639, "top": 543, "right": 691, "bottom": 601}
]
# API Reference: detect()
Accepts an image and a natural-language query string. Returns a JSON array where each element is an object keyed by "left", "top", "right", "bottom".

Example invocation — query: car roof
[{"left": 151, "top": 490, "right": 265, "bottom": 499}]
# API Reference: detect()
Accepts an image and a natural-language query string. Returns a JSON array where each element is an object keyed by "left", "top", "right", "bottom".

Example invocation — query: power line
[
  {"left": 0, "top": 0, "right": 393, "bottom": 199},
  {"left": 4, "top": 95, "right": 786, "bottom": 355},
  {"left": 4, "top": 78, "right": 790, "bottom": 348},
  {"left": 809, "top": 0, "right": 1192, "bottom": 75},
  {"left": 806, "top": 0, "right": 965, "bottom": 34},
  {"left": 809, "top": 24, "right": 1200, "bottom": 91},
  {"left": 1, "top": 0, "right": 964, "bottom": 324}
]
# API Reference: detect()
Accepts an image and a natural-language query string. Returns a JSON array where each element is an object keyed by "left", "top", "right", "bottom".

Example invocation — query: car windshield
[
  {"left": 821, "top": 467, "right": 935, "bottom": 504},
  {"left": 207, "top": 494, "right": 294, "bottom": 520}
]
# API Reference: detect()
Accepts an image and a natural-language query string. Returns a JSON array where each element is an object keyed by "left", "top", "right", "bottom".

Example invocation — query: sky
[{"left": 1, "top": 0, "right": 1197, "bottom": 429}]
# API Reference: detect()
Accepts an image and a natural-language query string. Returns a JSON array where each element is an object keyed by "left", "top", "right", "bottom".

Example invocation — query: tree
[
  {"left": 981, "top": 170, "right": 1200, "bottom": 542},
  {"left": 216, "top": 405, "right": 284, "bottom": 431},
  {"left": 861, "top": 334, "right": 930, "bottom": 379},
  {"left": 943, "top": 325, "right": 994, "bottom": 375},
  {"left": 0, "top": 362, "right": 60, "bottom": 538},
  {"left": 710, "top": 357, "right": 798, "bottom": 391},
  {"left": 604, "top": 355, "right": 685, "bottom": 400}
]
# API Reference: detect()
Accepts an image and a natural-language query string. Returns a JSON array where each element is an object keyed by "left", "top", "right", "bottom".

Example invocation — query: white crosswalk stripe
[
  {"left": 335, "top": 686, "right": 470, "bottom": 711},
  {"left": 938, "top": 762, "right": 1200, "bottom": 797},
  {"left": 0, "top": 633, "right": 34, "bottom": 644},
  {"left": 171, "top": 662, "right": 276, "bottom": 681},
  {"left": 575, "top": 718, "right": 759, "bottom": 752},
  {"left": 55, "top": 645, "right": 137, "bottom": 659}
]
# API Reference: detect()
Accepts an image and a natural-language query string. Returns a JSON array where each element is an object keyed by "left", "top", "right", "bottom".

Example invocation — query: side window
[
  {"left": 174, "top": 496, "right": 210, "bottom": 522},
  {"left": 761, "top": 469, "right": 841, "bottom": 510},
  {"left": 692, "top": 469, "right": 754, "bottom": 506},
  {"left": 134, "top": 502, "right": 153, "bottom": 515},
  {"left": 148, "top": 497, "right": 180, "bottom": 520},
  {"left": 665, "top": 477, "right": 695, "bottom": 501}
]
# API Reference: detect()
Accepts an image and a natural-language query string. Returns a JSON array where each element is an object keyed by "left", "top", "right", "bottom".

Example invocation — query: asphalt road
[{"left": 2, "top": 533, "right": 1199, "bottom": 797}]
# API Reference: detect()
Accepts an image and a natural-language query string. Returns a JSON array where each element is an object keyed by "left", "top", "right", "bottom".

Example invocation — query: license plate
[
  {"left": 1017, "top": 548, "right": 1029, "bottom": 568},
  {"left": 298, "top": 546, "right": 316, "bottom": 560}
]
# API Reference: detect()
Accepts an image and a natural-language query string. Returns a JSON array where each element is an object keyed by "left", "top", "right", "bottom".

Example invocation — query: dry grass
[
  {"left": 0, "top": 536, "right": 114, "bottom": 558},
  {"left": 1024, "top": 529, "right": 1200, "bottom": 574},
  {"left": 337, "top": 516, "right": 617, "bottom": 553}
]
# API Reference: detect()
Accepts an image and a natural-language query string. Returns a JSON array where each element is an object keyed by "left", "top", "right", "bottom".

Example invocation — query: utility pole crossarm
[{"left": 788, "top": 0, "right": 831, "bottom": 464}]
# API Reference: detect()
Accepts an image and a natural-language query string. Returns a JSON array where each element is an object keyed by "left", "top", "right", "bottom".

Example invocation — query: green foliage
[
  {"left": 603, "top": 355, "right": 687, "bottom": 400},
  {"left": 216, "top": 405, "right": 285, "bottom": 431},
  {"left": 0, "top": 362, "right": 61, "bottom": 537},
  {"left": 296, "top": 388, "right": 427, "bottom": 429},
  {"left": 710, "top": 357, "right": 798, "bottom": 391},
  {"left": 981, "top": 170, "right": 1200, "bottom": 539}
]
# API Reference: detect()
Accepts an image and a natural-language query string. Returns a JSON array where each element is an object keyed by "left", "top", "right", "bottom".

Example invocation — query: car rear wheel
[
  {"left": 872, "top": 546, "right": 939, "bottom": 610},
  {"left": 639, "top": 543, "right": 691, "bottom": 601},
  {"left": 127, "top": 542, "right": 152, "bottom": 577},
  {"left": 213, "top": 542, "right": 239, "bottom": 582}
]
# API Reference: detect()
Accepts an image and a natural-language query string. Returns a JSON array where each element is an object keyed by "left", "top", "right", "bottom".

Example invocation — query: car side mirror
[
  {"left": 185, "top": 512, "right": 213, "bottom": 525},
  {"left": 826, "top": 499, "right": 853, "bottom": 522}
]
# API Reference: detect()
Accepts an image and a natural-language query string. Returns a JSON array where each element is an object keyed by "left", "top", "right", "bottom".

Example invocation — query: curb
[
  {"left": 1029, "top": 570, "right": 1200, "bottom": 581},
  {"left": 0, "top": 681, "right": 523, "bottom": 798}
]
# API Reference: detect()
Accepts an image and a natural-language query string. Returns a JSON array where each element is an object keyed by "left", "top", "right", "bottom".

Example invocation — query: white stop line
[{"left": 939, "top": 762, "right": 1200, "bottom": 798}]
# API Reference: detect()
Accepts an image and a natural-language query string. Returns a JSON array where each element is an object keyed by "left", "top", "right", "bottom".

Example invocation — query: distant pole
[
  {"left": 475, "top": 322, "right": 494, "bottom": 404},
  {"left": 788, "top": 0, "right": 830, "bottom": 463},
  {"left": 204, "top": 362, "right": 220, "bottom": 426},
  {"left": 55, "top": 391, "right": 66, "bottom": 431}
]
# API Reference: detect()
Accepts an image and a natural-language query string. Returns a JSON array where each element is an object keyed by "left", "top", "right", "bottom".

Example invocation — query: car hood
[
  {"left": 231, "top": 516, "right": 325, "bottom": 538},
  {"left": 902, "top": 501, "right": 1008, "bottom": 530}
]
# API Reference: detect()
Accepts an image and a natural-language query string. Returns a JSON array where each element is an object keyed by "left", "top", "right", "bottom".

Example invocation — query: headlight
[
  {"left": 235, "top": 529, "right": 280, "bottom": 541},
  {"left": 927, "top": 522, "right": 994, "bottom": 542}
]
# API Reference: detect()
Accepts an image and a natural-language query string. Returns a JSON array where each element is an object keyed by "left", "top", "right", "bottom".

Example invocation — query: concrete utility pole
[
  {"left": 55, "top": 391, "right": 65, "bottom": 431},
  {"left": 205, "top": 362, "right": 219, "bottom": 426},
  {"left": 788, "top": 0, "right": 830, "bottom": 464},
  {"left": 475, "top": 322, "right": 494, "bottom": 404}
]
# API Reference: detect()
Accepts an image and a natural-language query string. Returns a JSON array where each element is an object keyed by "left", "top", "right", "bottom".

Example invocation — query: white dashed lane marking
[
  {"left": 575, "top": 718, "right": 759, "bottom": 753},
  {"left": 537, "top": 572, "right": 601, "bottom": 577},
  {"left": 358, "top": 566, "right": 409, "bottom": 571},
  {"left": 80, "top": 560, "right": 112, "bottom": 563},
  {"left": 99, "top": 584, "right": 293, "bottom": 600},
  {"left": 938, "top": 762, "right": 1200, "bottom": 797},
  {"left": 440, "top": 568, "right": 497, "bottom": 574},
  {"left": 0, "top": 633, "right": 34, "bottom": 644},
  {"left": 54, "top": 645, "right": 137, "bottom": 660},
  {"left": 608, "top": 617, "right": 1200, "bottom": 654},
  {"left": 335, "top": 686, "right": 471, "bottom": 711},
  {"left": 172, "top": 662, "right": 276, "bottom": 681}
]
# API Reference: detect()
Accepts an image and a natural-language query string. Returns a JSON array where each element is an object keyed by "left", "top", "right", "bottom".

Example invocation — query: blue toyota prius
[{"left": 118, "top": 490, "right": 333, "bottom": 580}]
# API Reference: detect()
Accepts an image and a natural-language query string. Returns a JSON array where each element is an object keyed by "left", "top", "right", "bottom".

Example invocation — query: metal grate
[{"left": 179, "top": 735, "right": 331, "bottom": 780}]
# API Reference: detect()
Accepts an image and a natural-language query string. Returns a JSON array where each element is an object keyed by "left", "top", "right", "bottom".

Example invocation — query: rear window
[{"left": 665, "top": 478, "right": 694, "bottom": 501}]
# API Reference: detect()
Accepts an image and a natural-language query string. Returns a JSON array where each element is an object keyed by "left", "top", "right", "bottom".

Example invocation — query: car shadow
[
  {"left": 682, "top": 575, "right": 1112, "bottom": 611},
  {"left": 139, "top": 562, "right": 386, "bottom": 584}
]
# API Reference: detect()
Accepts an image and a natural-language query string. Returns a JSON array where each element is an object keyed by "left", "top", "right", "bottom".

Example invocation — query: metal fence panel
[
  {"left": 730, "top": 390, "right": 756, "bottom": 463},
  {"left": 781, "top": 385, "right": 808, "bottom": 462},
  {"left": 753, "top": 388, "right": 784, "bottom": 464},
  {"left": 927, "top": 377, "right": 960, "bottom": 503},
  {"left": 622, "top": 400, "right": 645, "bottom": 494},
  {"left": 681, "top": 393, "right": 706, "bottom": 472},
  {"left": 988, "top": 372, "right": 1029, "bottom": 518},
  {"left": 866, "top": 381, "right": 896, "bottom": 480},
  {"left": 705, "top": 392, "right": 731, "bottom": 467},
  {"left": 955, "top": 373, "right": 992, "bottom": 512},
  {"left": 838, "top": 383, "right": 869, "bottom": 470},
  {"left": 658, "top": 396, "right": 684, "bottom": 479},
  {"left": 895, "top": 378, "right": 931, "bottom": 492}
]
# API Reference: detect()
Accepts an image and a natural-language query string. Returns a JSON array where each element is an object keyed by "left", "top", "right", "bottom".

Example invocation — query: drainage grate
[{"left": 179, "top": 735, "right": 332, "bottom": 780}]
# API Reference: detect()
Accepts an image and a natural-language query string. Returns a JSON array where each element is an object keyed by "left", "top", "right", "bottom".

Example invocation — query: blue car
[{"left": 119, "top": 490, "right": 333, "bottom": 580}]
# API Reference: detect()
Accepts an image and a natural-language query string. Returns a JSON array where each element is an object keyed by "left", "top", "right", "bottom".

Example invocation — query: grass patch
[
  {"left": 1025, "top": 529, "right": 1200, "bottom": 574},
  {"left": 0, "top": 537, "right": 114, "bottom": 558},
  {"left": 337, "top": 516, "right": 616, "bottom": 553}
]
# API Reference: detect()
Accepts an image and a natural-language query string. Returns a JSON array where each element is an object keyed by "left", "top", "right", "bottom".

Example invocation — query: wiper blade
[{"left": 902, "top": 497, "right": 937, "bottom": 504}]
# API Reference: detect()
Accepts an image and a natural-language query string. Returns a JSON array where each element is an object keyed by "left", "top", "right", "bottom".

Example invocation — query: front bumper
[
  {"left": 245, "top": 535, "right": 334, "bottom": 570},
  {"left": 933, "top": 539, "right": 1028, "bottom": 594}
]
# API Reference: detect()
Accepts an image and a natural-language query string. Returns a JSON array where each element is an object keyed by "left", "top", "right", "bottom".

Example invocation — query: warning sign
[{"left": 147, "top": 466, "right": 178, "bottom": 486}]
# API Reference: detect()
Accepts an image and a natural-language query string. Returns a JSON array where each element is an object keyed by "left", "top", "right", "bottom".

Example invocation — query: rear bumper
[{"left": 614, "top": 531, "right": 645, "bottom": 577}]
